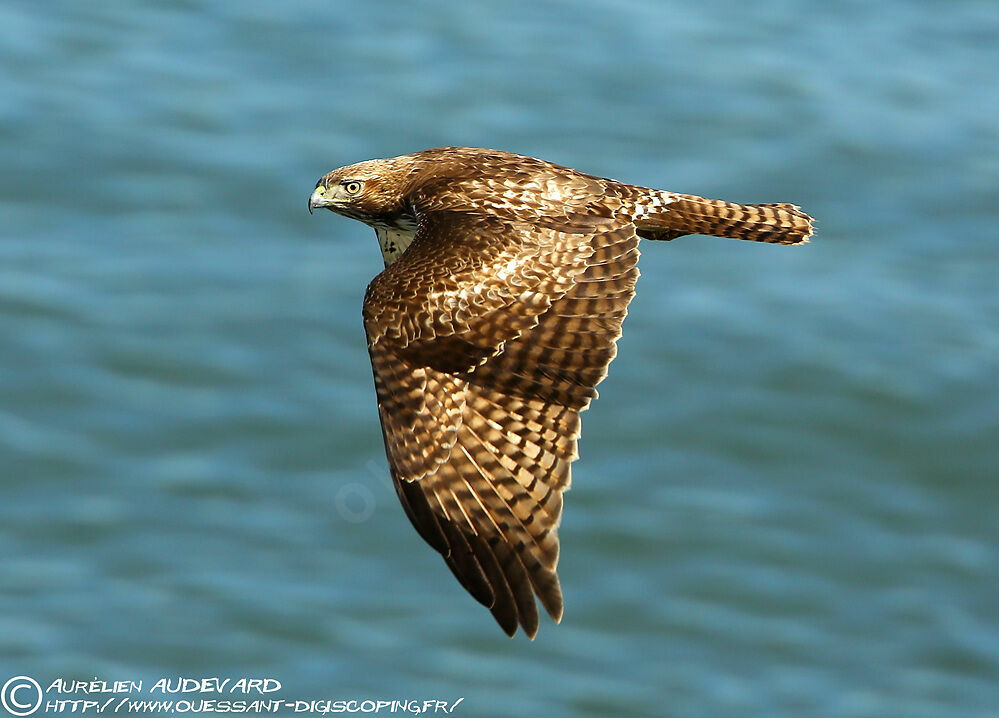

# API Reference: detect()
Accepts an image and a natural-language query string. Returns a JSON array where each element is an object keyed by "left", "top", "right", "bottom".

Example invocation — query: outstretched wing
[{"left": 362, "top": 209, "right": 640, "bottom": 637}]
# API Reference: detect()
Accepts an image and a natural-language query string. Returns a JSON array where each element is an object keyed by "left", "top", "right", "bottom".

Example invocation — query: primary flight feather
[{"left": 309, "top": 147, "right": 813, "bottom": 638}]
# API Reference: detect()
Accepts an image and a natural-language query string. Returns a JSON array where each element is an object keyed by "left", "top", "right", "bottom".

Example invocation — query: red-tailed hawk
[{"left": 309, "top": 147, "right": 813, "bottom": 638}]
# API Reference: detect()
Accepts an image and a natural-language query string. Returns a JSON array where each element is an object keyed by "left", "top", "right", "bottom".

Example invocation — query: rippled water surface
[{"left": 2, "top": 1, "right": 998, "bottom": 716}]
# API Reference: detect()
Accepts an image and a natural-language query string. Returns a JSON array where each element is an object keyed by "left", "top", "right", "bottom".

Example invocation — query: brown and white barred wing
[{"left": 362, "top": 211, "right": 640, "bottom": 637}]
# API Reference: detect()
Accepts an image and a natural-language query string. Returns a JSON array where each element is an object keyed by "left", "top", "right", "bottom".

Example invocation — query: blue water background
[{"left": 1, "top": 1, "right": 997, "bottom": 716}]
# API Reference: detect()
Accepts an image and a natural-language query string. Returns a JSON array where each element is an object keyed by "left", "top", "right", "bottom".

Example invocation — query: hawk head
[{"left": 308, "top": 158, "right": 412, "bottom": 225}]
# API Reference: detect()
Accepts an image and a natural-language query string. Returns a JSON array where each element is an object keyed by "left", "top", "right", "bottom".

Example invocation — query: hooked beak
[{"left": 308, "top": 186, "right": 333, "bottom": 215}]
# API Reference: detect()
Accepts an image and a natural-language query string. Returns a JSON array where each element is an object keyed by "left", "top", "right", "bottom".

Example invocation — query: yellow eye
[{"left": 343, "top": 180, "right": 362, "bottom": 195}]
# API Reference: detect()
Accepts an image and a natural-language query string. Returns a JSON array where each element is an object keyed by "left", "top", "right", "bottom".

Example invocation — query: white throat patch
[{"left": 374, "top": 224, "right": 418, "bottom": 267}]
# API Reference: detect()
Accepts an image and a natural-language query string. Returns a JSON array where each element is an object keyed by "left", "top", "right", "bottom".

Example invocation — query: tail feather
[{"left": 637, "top": 193, "right": 814, "bottom": 246}]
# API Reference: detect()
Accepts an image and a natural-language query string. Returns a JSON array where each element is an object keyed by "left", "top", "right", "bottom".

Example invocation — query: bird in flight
[{"left": 309, "top": 147, "right": 813, "bottom": 638}]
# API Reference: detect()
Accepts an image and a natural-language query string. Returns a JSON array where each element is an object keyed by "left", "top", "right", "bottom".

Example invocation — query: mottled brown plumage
[{"left": 309, "top": 147, "right": 813, "bottom": 638}]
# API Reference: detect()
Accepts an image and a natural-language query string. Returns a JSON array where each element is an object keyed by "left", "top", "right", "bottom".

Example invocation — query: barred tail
[{"left": 638, "top": 193, "right": 814, "bottom": 245}]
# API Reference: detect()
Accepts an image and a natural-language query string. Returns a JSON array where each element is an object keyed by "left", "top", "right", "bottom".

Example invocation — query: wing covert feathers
[{"left": 363, "top": 212, "right": 640, "bottom": 637}]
